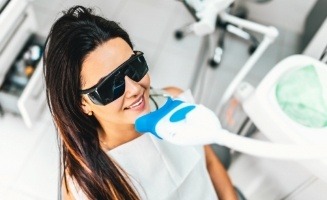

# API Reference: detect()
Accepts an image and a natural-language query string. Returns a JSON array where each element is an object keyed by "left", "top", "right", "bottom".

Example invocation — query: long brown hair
[{"left": 43, "top": 6, "right": 139, "bottom": 199}]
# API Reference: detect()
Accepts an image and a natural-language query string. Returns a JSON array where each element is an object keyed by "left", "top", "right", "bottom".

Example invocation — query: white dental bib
[
  {"left": 67, "top": 90, "right": 218, "bottom": 199},
  {"left": 108, "top": 133, "right": 217, "bottom": 200}
]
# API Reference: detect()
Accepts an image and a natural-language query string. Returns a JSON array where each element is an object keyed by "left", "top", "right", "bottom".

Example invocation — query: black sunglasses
[{"left": 80, "top": 51, "right": 148, "bottom": 105}]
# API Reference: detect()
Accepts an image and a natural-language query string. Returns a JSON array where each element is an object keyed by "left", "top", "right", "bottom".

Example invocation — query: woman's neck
[{"left": 98, "top": 123, "right": 140, "bottom": 151}]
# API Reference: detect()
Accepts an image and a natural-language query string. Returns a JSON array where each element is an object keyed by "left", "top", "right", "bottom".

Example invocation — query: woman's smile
[{"left": 124, "top": 95, "right": 145, "bottom": 111}]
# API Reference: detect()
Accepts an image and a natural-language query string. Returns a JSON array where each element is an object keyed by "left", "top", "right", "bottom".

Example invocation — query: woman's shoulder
[
  {"left": 62, "top": 173, "right": 88, "bottom": 200},
  {"left": 62, "top": 175, "right": 76, "bottom": 200},
  {"left": 150, "top": 86, "right": 183, "bottom": 97},
  {"left": 150, "top": 87, "right": 195, "bottom": 107},
  {"left": 161, "top": 86, "right": 184, "bottom": 97},
  {"left": 149, "top": 87, "right": 185, "bottom": 111}
]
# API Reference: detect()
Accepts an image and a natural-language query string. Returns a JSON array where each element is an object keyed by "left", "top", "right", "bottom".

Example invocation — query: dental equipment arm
[
  {"left": 183, "top": 0, "right": 279, "bottom": 113},
  {"left": 135, "top": 98, "right": 327, "bottom": 160}
]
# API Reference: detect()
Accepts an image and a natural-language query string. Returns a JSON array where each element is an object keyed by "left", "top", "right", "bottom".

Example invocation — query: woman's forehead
[{"left": 80, "top": 38, "right": 133, "bottom": 89}]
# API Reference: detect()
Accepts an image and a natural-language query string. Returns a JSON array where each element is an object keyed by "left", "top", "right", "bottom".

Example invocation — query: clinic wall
[{"left": 243, "top": 0, "right": 317, "bottom": 34}]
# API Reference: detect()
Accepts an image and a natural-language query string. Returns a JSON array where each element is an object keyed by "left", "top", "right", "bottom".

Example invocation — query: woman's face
[{"left": 80, "top": 38, "right": 151, "bottom": 126}]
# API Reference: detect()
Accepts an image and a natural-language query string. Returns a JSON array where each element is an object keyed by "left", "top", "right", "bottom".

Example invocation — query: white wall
[{"left": 243, "top": 0, "right": 317, "bottom": 34}]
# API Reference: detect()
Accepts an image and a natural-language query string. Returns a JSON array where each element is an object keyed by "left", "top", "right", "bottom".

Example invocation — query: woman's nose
[{"left": 124, "top": 76, "right": 142, "bottom": 98}]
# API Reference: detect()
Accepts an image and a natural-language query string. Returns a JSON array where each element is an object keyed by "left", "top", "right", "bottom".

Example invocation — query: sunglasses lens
[
  {"left": 135, "top": 56, "right": 148, "bottom": 81},
  {"left": 96, "top": 76, "right": 116, "bottom": 104},
  {"left": 112, "top": 72, "right": 125, "bottom": 101}
]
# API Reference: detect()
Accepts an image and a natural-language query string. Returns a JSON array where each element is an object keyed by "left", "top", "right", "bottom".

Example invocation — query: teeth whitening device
[{"left": 135, "top": 94, "right": 327, "bottom": 160}]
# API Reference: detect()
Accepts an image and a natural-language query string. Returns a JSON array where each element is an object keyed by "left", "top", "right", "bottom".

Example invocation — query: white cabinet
[{"left": 0, "top": 0, "right": 46, "bottom": 128}]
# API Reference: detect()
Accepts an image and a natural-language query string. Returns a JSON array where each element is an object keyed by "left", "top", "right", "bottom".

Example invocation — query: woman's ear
[{"left": 81, "top": 96, "right": 93, "bottom": 116}]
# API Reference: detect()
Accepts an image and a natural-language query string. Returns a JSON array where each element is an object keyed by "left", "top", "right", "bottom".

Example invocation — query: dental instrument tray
[
  {"left": 0, "top": 34, "right": 43, "bottom": 97},
  {"left": 0, "top": 0, "right": 46, "bottom": 128},
  {"left": 0, "top": 34, "right": 44, "bottom": 115}
]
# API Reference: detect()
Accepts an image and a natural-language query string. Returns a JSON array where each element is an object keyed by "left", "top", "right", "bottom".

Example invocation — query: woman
[{"left": 43, "top": 5, "right": 237, "bottom": 200}]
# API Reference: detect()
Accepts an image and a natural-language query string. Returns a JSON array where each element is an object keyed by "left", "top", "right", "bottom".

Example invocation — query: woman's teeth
[{"left": 128, "top": 98, "right": 143, "bottom": 109}]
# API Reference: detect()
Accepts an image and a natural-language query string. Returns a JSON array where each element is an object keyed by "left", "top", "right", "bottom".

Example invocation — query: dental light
[{"left": 185, "top": 0, "right": 235, "bottom": 36}]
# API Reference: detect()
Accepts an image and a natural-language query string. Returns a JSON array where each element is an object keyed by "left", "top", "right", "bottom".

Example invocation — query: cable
[
  {"left": 149, "top": 95, "right": 159, "bottom": 110},
  {"left": 319, "top": 43, "right": 327, "bottom": 63}
]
